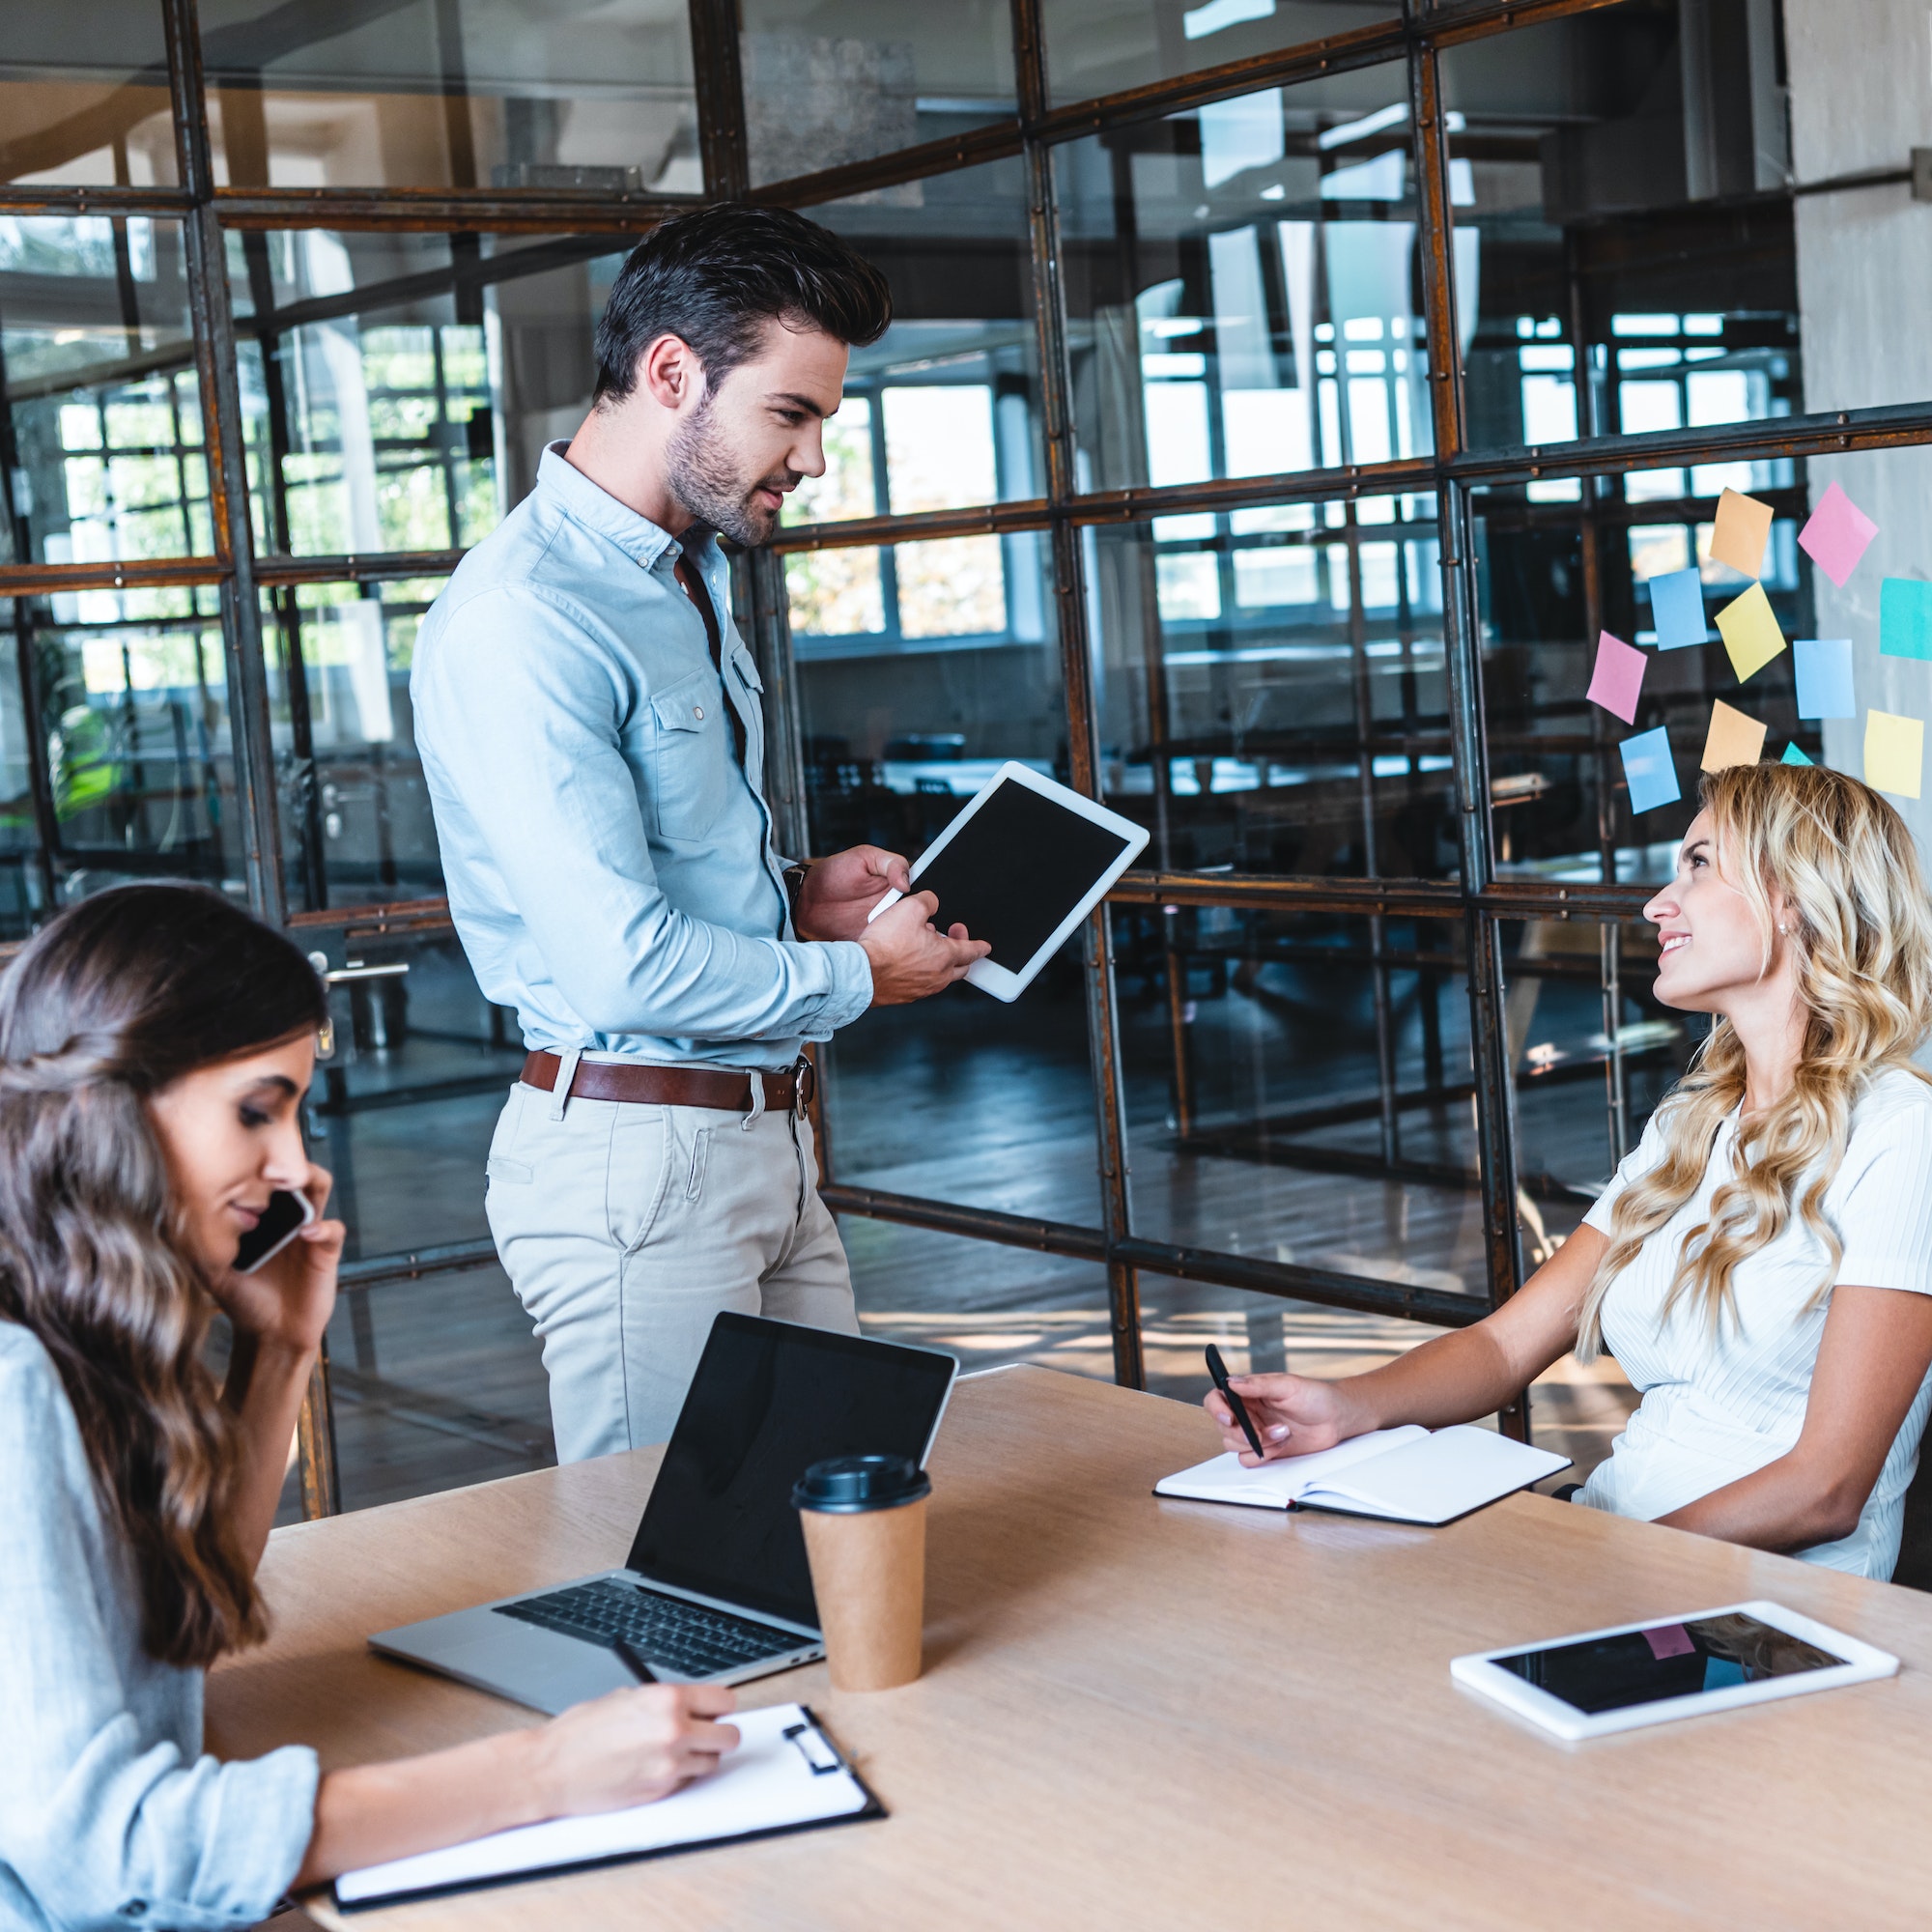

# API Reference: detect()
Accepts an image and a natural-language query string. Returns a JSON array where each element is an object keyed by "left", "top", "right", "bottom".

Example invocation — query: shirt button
[
  {"left": 122, "top": 1904, "right": 147, "bottom": 1918},
  {"left": 694, "top": 705, "right": 705, "bottom": 720}
]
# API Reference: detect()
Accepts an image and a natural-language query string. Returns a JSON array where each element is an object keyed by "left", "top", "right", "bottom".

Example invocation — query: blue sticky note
[
  {"left": 1793, "top": 637, "right": 1855, "bottom": 719},
  {"left": 1782, "top": 741, "right": 1813, "bottom": 766},
  {"left": 1881, "top": 578, "right": 1932, "bottom": 661},
  {"left": 1620, "top": 725, "right": 1680, "bottom": 814},
  {"left": 1649, "top": 567, "right": 1708, "bottom": 650}
]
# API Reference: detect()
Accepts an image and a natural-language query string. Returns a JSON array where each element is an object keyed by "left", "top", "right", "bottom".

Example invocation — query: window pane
[
  {"left": 0, "top": 604, "right": 50, "bottom": 935},
  {"left": 264, "top": 575, "right": 446, "bottom": 913},
  {"left": 1089, "top": 492, "right": 1454, "bottom": 878},
  {"left": 1, "top": 217, "right": 209, "bottom": 567},
  {"left": 1057, "top": 66, "right": 1437, "bottom": 495},
  {"left": 1118, "top": 905, "right": 1487, "bottom": 1302},
  {"left": 234, "top": 232, "right": 631, "bottom": 557},
  {"left": 788, "top": 156, "right": 1044, "bottom": 526},
  {"left": 1444, "top": 5, "right": 1806, "bottom": 453},
  {"left": 1041, "top": 0, "right": 1398, "bottom": 107},
  {"left": 201, "top": 0, "right": 699, "bottom": 193},
  {"left": 741, "top": 1, "right": 1016, "bottom": 188},
  {"left": 793, "top": 531, "right": 1098, "bottom": 1223},
  {"left": 1473, "top": 460, "right": 1833, "bottom": 888},
  {"left": 12, "top": 594, "right": 243, "bottom": 900},
  {"left": 304, "top": 931, "right": 543, "bottom": 1511},
  {"left": 1, "top": 14, "right": 177, "bottom": 186}
]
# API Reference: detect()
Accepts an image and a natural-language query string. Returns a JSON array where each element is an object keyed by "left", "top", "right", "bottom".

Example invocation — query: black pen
[
  {"left": 612, "top": 1638, "right": 657, "bottom": 1683},
  {"left": 1205, "top": 1343, "right": 1266, "bottom": 1460}
]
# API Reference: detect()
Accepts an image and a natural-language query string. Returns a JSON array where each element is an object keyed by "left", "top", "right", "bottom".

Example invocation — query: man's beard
[{"left": 665, "top": 399, "right": 797, "bottom": 549}]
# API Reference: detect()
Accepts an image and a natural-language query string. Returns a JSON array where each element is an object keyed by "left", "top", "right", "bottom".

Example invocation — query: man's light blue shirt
[{"left": 412, "top": 443, "right": 873, "bottom": 1071}]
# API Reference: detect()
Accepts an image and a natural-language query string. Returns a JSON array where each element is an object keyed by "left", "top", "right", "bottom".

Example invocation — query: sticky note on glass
[
  {"left": 1865, "top": 709, "right": 1925, "bottom": 799},
  {"left": 1880, "top": 578, "right": 1932, "bottom": 661},
  {"left": 1585, "top": 630, "right": 1646, "bottom": 724},
  {"left": 1715, "top": 582, "right": 1785, "bottom": 682},
  {"left": 1797, "top": 480, "right": 1877, "bottom": 588},
  {"left": 1710, "top": 487, "right": 1774, "bottom": 578},
  {"left": 1782, "top": 742, "right": 1813, "bottom": 766},
  {"left": 1619, "top": 725, "right": 1679, "bottom": 813},
  {"left": 1701, "top": 700, "right": 1767, "bottom": 773},
  {"left": 1792, "top": 637, "right": 1855, "bottom": 719},
  {"left": 1649, "top": 566, "right": 1708, "bottom": 650}
]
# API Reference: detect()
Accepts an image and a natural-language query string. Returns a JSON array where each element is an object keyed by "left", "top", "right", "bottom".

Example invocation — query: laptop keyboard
[{"left": 494, "top": 1578, "right": 809, "bottom": 1677}]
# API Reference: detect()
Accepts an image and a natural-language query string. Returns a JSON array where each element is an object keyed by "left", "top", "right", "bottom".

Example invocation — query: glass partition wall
[{"left": 7, "top": 0, "right": 1928, "bottom": 1512}]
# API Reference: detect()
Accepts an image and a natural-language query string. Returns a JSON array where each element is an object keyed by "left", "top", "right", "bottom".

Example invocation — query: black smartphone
[
  {"left": 234, "top": 1188, "right": 316, "bottom": 1274},
  {"left": 1205, "top": 1343, "right": 1266, "bottom": 1459}
]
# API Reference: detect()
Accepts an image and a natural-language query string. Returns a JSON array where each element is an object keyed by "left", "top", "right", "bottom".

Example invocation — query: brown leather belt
[{"left": 521, "top": 1050, "right": 810, "bottom": 1116}]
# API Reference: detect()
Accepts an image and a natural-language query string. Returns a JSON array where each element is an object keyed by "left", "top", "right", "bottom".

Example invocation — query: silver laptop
[{"left": 370, "top": 1314, "right": 958, "bottom": 1715}]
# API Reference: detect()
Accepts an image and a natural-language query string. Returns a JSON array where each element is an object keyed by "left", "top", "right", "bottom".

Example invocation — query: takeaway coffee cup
[{"left": 792, "top": 1455, "right": 931, "bottom": 1691}]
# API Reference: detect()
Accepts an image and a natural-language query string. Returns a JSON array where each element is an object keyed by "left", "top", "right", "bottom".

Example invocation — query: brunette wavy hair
[
  {"left": 0, "top": 884, "right": 327, "bottom": 1666},
  {"left": 1577, "top": 763, "right": 1932, "bottom": 1355}
]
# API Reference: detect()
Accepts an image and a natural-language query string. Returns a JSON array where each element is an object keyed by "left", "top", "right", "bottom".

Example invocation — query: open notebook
[
  {"left": 334, "top": 1704, "right": 879, "bottom": 1911},
  {"left": 1155, "top": 1424, "right": 1570, "bottom": 1525}
]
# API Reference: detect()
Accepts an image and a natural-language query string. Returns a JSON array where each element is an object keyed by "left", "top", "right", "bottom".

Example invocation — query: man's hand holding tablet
[{"left": 786, "top": 841, "right": 989, "bottom": 1006}]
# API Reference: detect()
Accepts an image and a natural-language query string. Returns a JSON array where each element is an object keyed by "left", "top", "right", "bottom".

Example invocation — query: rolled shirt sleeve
[
  {"left": 0, "top": 1331, "right": 320, "bottom": 1931},
  {"left": 414, "top": 581, "right": 873, "bottom": 1047}
]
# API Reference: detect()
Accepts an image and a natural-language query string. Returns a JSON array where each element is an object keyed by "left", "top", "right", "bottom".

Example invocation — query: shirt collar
[{"left": 536, "top": 440, "right": 717, "bottom": 573}]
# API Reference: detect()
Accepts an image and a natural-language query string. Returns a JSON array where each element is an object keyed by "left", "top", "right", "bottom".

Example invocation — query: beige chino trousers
[{"left": 484, "top": 1067, "right": 858, "bottom": 1462}]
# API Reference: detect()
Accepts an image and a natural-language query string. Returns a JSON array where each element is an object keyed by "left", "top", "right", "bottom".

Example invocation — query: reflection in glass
[
  {"left": 1, "top": 217, "right": 209, "bottom": 568},
  {"left": 0, "top": 17, "right": 178, "bottom": 187},
  {"left": 788, "top": 157, "right": 1042, "bottom": 526},
  {"left": 740, "top": 1, "right": 1016, "bottom": 187},
  {"left": 234, "top": 232, "right": 631, "bottom": 558},
  {"left": 1474, "top": 473, "right": 1810, "bottom": 885},
  {"left": 5, "top": 592, "right": 241, "bottom": 906},
  {"left": 1041, "top": 0, "right": 1398, "bottom": 107},
  {"left": 1117, "top": 905, "right": 1484, "bottom": 1296},
  {"left": 1089, "top": 493, "right": 1452, "bottom": 877},
  {"left": 264, "top": 576, "right": 447, "bottom": 912},
  {"left": 1057, "top": 68, "right": 1457, "bottom": 495},
  {"left": 201, "top": 0, "right": 699, "bottom": 193},
  {"left": 1442, "top": 7, "right": 1802, "bottom": 456}
]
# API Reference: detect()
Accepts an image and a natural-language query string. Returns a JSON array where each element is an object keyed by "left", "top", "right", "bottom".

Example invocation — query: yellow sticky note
[
  {"left": 1710, "top": 487, "right": 1775, "bottom": 577},
  {"left": 1715, "top": 580, "right": 1786, "bottom": 682},
  {"left": 1701, "top": 699, "right": 1767, "bottom": 773},
  {"left": 1865, "top": 709, "right": 1925, "bottom": 800}
]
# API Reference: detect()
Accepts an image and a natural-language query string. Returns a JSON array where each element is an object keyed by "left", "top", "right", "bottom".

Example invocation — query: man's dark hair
[{"left": 593, "top": 205, "right": 893, "bottom": 405}]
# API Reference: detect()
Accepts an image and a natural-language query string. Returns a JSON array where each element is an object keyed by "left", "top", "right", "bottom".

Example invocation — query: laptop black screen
[{"left": 625, "top": 1314, "right": 956, "bottom": 1630}]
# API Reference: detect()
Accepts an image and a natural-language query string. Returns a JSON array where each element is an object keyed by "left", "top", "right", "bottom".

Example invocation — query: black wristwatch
[{"left": 782, "top": 861, "right": 811, "bottom": 928}]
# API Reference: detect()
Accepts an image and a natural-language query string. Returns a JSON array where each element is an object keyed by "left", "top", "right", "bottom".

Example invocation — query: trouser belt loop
[
  {"left": 548, "top": 1046, "right": 582, "bottom": 1122},
  {"left": 793, "top": 1052, "right": 813, "bottom": 1121},
  {"left": 741, "top": 1068, "right": 766, "bottom": 1131}
]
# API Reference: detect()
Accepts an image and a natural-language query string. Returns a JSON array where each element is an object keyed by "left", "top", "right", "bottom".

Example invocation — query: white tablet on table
[
  {"left": 1451, "top": 1600, "right": 1897, "bottom": 1743},
  {"left": 866, "top": 761, "right": 1150, "bottom": 1002}
]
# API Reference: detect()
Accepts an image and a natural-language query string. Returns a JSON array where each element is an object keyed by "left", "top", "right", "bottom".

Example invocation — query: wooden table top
[{"left": 209, "top": 1365, "right": 1932, "bottom": 1930}]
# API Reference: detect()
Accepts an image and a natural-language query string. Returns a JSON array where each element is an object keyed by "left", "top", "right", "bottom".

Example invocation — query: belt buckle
[{"left": 792, "top": 1053, "right": 814, "bottom": 1120}]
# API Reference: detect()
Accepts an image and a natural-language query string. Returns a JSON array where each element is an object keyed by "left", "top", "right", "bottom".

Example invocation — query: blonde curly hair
[{"left": 1577, "top": 762, "right": 1932, "bottom": 1357}]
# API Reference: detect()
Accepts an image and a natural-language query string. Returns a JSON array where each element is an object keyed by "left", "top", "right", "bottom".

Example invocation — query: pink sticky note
[
  {"left": 1798, "top": 480, "right": 1878, "bottom": 589},
  {"left": 1586, "top": 630, "right": 1646, "bottom": 725},
  {"left": 1643, "top": 1623, "right": 1697, "bottom": 1661}
]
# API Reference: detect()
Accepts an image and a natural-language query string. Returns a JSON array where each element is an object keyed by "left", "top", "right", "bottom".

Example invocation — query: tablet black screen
[
  {"left": 1493, "top": 1612, "right": 1843, "bottom": 1715},
  {"left": 914, "top": 780, "right": 1134, "bottom": 972}
]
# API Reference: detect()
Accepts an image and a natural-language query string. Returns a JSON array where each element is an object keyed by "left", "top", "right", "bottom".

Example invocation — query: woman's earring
[{"left": 1777, "top": 923, "right": 1790, "bottom": 935}]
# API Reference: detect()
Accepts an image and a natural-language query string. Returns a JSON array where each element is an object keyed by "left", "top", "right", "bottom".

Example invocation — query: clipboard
[{"left": 332, "top": 1704, "right": 882, "bottom": 1911}]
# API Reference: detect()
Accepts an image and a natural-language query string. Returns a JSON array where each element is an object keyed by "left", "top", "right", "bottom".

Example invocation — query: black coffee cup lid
[{"left": 792, "top": 1454, "right": 931, "bottom": 1513}]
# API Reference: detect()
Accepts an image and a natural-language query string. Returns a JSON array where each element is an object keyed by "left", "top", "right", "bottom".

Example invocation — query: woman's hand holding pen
[{"left": 1205, "top": 1373, "right": 1364, "bottom": 1466}]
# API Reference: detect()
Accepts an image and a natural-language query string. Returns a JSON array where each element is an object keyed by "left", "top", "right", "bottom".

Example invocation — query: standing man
[{"left": 412, "top": 207, "right": 986, "bottom": 1460}]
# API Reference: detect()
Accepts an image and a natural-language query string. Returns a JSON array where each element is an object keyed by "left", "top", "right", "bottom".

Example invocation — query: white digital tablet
[
  {"left": 866, "top": 761, "right": 1151, "bottom": 1002},
  {"left": 1451, "top": 1600, "right": 1897, "bottom": 1743}
]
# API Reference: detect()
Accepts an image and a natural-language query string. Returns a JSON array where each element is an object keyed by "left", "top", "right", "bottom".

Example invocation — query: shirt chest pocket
[{"left": 649, "top": 669, "right": 730, "bottom": 842}]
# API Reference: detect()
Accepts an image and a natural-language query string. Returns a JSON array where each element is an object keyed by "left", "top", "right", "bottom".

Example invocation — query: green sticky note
[
  {"left": 1881, "top": 578, "right": 1932, "bottom": 661},
  {"left": 1781, "top": 742, "right": 1813, "bottom": 766}
]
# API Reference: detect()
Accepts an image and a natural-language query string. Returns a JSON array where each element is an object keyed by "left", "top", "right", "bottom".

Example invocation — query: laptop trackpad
[{"left": 372, "top": 1605, "right": 634, "bottom": 1717}]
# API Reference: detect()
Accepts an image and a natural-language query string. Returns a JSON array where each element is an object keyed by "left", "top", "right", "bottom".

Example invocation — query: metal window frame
[{"left": 0, "top": 0, "right": 1923, "bottom": 1507}]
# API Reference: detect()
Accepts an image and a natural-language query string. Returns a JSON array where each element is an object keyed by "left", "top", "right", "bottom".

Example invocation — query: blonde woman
[{"left": 1208, "top": 763, "right": 1932, "bottom": 1579}]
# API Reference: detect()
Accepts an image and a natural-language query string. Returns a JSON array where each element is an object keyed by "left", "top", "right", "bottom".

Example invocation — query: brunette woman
[{"left": 0, "top": 885, "right": 737, "bottom": 1929}]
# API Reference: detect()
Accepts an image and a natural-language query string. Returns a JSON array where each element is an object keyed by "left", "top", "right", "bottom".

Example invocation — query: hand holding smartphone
[{"left": 234, "top": 1187, "right": 318, "bottom": 1274}]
